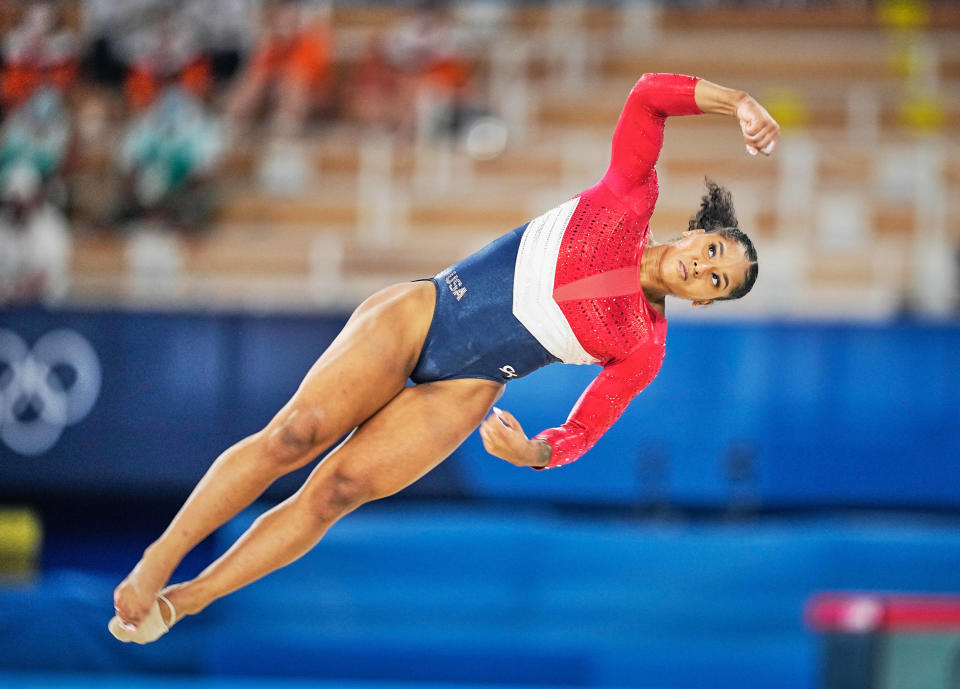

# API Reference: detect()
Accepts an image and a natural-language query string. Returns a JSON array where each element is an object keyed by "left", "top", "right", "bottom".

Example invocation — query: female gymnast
[{"left": 110, "top": 72, "right": 779, "bottom": 643}]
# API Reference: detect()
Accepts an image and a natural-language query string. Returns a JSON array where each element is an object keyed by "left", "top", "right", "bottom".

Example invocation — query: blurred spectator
[
  {"left": 346, "top": 1, "right": 472, "bottom": 138},
  {"left": 80, "top": 1, "right": 211, "bottom": 110},
  {"left": 0, "top": 163, "right": 71, "bottom": 305},
  {"left": 345, "top": 32, "right": 405, "bottom": 132},
  {"left": 225, "top": 0, "right": 333, "bottom": 136},
  {"left": 112, "top": 86, "right": 224, "bottom": 232},
  {"left": 0, "top": 86, "right": 72, "bottom": 207},
  {"left": 123, "top": 6, "right": 211, "bottom": 112},
  {"left": 181, "top": 0, "right": 258, "bottom": 85},
  {"left": 82, "top": 0, "right": 148, "bottom": 87},
  {"left": 1, "top": 1, "right": 77, "bottom": 112},
  {"left": 82, "top": 0, "right": 256, "bottom": 91},
  {"left": 384, "top": 1, "right": 467, "bottom": 92}
]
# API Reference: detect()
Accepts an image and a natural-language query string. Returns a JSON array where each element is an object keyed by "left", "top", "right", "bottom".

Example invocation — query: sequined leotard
[
  {"left": 523, "top": 73, "right": 701, "bottom": 468},
  {"left": 411, "top": 73, "right": 702, "bottom": 469}
]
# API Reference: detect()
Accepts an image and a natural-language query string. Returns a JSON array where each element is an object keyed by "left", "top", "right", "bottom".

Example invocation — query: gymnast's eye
[
  {"left": 712, "top": 273, "right": 720, "bottom": 288},
  {"left": 708, "top": 244, "right": 716, "bottom": 258}
]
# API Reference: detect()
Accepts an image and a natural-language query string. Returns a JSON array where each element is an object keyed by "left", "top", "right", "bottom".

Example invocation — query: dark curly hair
[{"left": 687, "top": 178, "right": 758, "bottom": 301}]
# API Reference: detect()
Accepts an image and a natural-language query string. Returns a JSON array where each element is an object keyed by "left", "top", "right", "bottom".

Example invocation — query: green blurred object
[
  {"left": 819, "top": 631, "right": 960, "bottom": 688},
  {"left": 879, "top": 634, "right": 960, "bottom": 689},
  {"left": 0, "top": 508, "right": 42, "bottom": 579},
  {"left": 809, "top": 594, "right": 960, "bottom": 689}
]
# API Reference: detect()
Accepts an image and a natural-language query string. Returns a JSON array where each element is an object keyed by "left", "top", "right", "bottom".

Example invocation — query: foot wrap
[{"left": 109, "top": 594, "right": 177, "bottom": 644}]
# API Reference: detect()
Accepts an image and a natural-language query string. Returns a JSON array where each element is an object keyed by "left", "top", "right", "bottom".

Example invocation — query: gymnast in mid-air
[{"left": 111, "top": 72, "right": 779, "bottom": 643}]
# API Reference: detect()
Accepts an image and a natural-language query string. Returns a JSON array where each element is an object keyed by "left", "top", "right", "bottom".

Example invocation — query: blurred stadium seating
[{"left": 0, "top": 0, "right": 953, "bottom": 316}]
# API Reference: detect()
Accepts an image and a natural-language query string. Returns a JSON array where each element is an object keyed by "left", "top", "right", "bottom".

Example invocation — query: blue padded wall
[{"left": 1, "top": 307, "right": 957, "bottom": 510}]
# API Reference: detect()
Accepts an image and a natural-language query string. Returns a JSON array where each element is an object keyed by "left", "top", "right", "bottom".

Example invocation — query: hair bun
[{"left": 689, "top": 177, "right": 738, "bottom": 232}]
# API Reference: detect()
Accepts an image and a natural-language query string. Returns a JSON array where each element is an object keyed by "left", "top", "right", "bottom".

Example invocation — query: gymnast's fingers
[
  {"left": 741, "top": 119, "right": 764, "bottom": 138},
  {"left": 756, "top": 126, "right": 780, "bottom": 156},
  {"left": 479, "top": 418, "right": 506, "bottom": 453},
  {"left": 492, "top": 407, "right": 524, "bottom": 436},
  {"left": 742, "top": 124, "right": 764, "bottom": 155},
  {"left": 481, "top": 412, "right": 504, "bottom": 437},
  {"left": 743, "top": 126, "right": 770, "bottom": 145},
  {"left": 744, "top": 116, "right": 777, "bottom": 140},
  {"left": 479, "top": 419, "right": 494, "bottom": 445},
  {"left": 745, "top": 124, "right": 778, "bottom": 156}
]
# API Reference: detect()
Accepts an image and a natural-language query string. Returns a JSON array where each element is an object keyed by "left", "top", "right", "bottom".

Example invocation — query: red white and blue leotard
[
  {"left": 515, "top": 73, "right": 702, "bottom": 469},
  {"left": 410, "top": 73, "right": 702, "bottom": 469}
]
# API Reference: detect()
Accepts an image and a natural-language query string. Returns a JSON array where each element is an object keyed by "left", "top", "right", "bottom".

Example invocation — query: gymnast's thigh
[
  {"left": 301, "top": 377, "right": 503, "bottom": 502},
  {"left": 258, "top": 280, "right": 437, "bottom": 467}
]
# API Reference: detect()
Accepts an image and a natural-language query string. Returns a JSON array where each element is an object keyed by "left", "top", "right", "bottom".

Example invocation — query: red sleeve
[
  {"left": 603, "top": 73, "right": 701, "bottom": 199},
  {"left": 532, "top": 344, "right": 665, "bottom": 469}
]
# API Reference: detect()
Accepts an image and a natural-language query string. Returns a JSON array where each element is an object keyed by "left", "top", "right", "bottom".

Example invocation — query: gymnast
[{"left": 110, "top": 72, "right": 779, "bottom": 643}]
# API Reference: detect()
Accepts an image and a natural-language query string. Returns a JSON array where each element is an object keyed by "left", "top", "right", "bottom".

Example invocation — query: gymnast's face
[{"left": 661, "top": 230, "right": 751, "bottom": 306}]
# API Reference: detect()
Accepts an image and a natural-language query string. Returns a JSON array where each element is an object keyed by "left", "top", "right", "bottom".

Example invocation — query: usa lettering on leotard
[{"left": 445, "top": 271, "right": 467, "bottom": 301}]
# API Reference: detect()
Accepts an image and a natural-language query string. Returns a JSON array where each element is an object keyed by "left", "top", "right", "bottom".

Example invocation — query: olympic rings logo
[{"left": 0, "top": 329, "right": 101, "bottom": 456}]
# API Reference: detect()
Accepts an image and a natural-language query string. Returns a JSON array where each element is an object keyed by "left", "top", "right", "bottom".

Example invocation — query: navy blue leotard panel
[{"left": 410, "top": 225, "right": 559, "bottom": 384}]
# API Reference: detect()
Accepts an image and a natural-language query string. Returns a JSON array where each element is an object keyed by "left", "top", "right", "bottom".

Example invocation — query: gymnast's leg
[
  {"left": 112, "top": 281, "right": 436, "bottom": 630},
  {"left": 124, "top": 377, "right": 503, "bottom": 637}
]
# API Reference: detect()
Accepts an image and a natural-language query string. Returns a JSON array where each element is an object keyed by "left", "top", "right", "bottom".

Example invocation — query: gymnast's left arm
[
  {"left": 529, "top": 352, "right": 661, "bottom": 470},
  {"left": 604, "top": 73, "right": 779, "bottom": 197},
  {"left": 479, "top": 407, "right": 552, "bottom": 468},
  {"left": 478, "top": 343, "right": 662, "bottom": 471},
  {"left": 693, "top": 78, "right": 781, "bottom": 156}
]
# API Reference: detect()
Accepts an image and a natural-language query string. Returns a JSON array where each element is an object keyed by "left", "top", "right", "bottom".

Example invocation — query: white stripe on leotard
[{"left": 513, "top": 197, "right": 599, "bottom": 365}]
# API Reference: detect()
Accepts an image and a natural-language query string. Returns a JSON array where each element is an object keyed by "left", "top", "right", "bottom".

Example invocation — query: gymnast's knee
[
  {"left": 261, "top": 405, "right": 327, "bottom": 469},
  {"left": 302, "top": 466, "right": 376, "bottom": 522}
]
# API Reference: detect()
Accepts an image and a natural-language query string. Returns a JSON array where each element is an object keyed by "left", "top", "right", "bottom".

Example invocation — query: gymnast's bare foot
[{"left": 160, "top": 581, "right": 207, "bottom": 621}]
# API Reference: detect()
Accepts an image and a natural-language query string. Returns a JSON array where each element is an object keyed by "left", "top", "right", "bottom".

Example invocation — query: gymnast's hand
[
  {"left": 736, "top": 95, "right": 780, "bottom": 156},
  {"left": 479, "top": 407, "right": 552, "bottom": 468}
]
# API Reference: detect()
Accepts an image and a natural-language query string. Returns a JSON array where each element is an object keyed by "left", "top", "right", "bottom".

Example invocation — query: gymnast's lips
[{"left": 679, "top": 260, "right": 687, "bottom": 280}]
